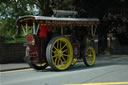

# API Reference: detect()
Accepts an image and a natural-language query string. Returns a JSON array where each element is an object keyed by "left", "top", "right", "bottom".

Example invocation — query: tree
[
  {"left": 0, "top": 0, "right": 34, "bottom": 38},
  {"left": 0, "top": 0, "right": 73, "bottom": 39},
  {"left": 73, "top": 0, "right": 128, "bottom": 54},
  {"left": 33, "top": 0, "right": 73, "bottom": 16}
]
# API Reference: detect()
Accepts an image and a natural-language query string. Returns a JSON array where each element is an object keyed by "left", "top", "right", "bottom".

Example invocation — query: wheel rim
[
  {"left": 85, "top": 47, "right": 96, "bottom": 66},
  {"left": 50, "top": 37, "right": 73, "bottom": 70}
]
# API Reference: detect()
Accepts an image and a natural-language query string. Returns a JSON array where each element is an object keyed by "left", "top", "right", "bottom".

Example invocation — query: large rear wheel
[{"left": 46, "top": 36, "right": 73, "bottom": 71}]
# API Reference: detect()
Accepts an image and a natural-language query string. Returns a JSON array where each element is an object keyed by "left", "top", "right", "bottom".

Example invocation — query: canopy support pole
[
  {"left": 61, "top": 26, "right": 64, "bottom": 35},
  {"left": 33, "top": 22, "right": 36, "bottom": 34},
  {"left": 91, "top": 25, "right": 97, "bottom": 37},
  {"left": 36, "top": 24, "right": 40, "bottom": 34},
  {"left": 94, "top": 25, "right": 97, "bottom": 36},
  {"left": 91, "top": 25, "right": 94, "bottom": 36},
  {"left": 25, "top": 23, "right": 28, "bottom": 35},
  {"left": 21, "top": 24, "right": 28, "bottom": 35}
]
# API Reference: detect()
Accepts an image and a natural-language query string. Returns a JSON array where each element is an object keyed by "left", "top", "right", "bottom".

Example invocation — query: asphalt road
[{"left": 1, "top": 55, "right": 128, "bottom": 85}]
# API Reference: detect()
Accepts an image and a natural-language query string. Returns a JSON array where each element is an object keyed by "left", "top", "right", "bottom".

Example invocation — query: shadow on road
[
  {"left": 38, "top": 61, "right": 128, "bottom": 72},
  {"left": 37, "top": 55, "right": 128, "bottom": 72}
]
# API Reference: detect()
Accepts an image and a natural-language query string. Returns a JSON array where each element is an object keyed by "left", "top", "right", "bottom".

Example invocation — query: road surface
[{"left": 1, "top": 55, "right": 128, "bottom": 85}]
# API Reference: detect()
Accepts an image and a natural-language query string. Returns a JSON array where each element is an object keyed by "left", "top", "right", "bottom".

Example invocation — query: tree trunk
[
  {"left": 37, "top": 0, "right": 52, "bottom": 16},
  {"left": 98, "top": 33, "right": 107, "bottom": 54}
]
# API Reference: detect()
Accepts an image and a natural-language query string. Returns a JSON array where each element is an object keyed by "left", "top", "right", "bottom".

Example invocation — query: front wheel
[
  {"left": 46, "top": 36, "right": 73, "bottom": 71},
  {"left": 83, "top": 46, "right": 96, "bottom": 66}
]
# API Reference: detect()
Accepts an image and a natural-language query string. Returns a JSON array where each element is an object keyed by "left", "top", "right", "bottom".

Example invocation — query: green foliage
[
  {"left": 0, "top": 0, "right": 74, "bottom": 43},
  {"left": 5, "top": 36, "right": 26, "bottom": 43},
  {"left": 0, "top": 0, "right": 34, "bottom": 43},
  {"left": 0, "top": 18, "right": 16, "bottom": 37},
  {"left": 51, "top": 0, "right": 73, "bottom": 10},
  {"left": 0, "top": 18, "right": 26, "bottom": 43},
  {"left": 0, "top": 0, "right": 34, "bottom": 18}
]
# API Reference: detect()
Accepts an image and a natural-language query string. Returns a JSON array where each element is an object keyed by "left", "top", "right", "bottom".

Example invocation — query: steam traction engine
[{"left": 17, "top": 16, "right": 99, "bottom": 71}]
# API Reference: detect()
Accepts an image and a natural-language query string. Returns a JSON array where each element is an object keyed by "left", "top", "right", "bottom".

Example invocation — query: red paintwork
[
  {"left": 26, "top": 35, "right": 33, "bottom": 42},
  {"left": 29, "top": 46, "right": 38, "bottom": 57},
  {"left": 39, "top": 25, "right": 51, "bottom": 38}
]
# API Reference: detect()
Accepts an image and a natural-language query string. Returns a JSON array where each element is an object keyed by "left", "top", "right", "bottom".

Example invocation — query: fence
[{"left": 0, "top": 43, "right": 25, "bottom": 64}]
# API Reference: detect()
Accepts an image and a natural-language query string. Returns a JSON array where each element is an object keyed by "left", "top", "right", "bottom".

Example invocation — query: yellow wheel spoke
[
  {"left": 63, "top": 54, "right": 70, "bottom": 57},
  {"left": 62, "top": 49, "right": 68, "bottom": 53},
  {"left": 88, "top": 54, "right": 92, "bottom": 57},
  {"left": 55, "top": 57, "right": 58, "bottom": 64},
  {"left": 57, "top": 58, "right": 60, "bottom": 65},
  {"left": 53, "top": 46, "right": 57, "bottom": 50},
  {"left": 57, "top": 41, "right": 59, "bottom": 49},
  {"left": 60, "top": 58, "right": 63, "bottom": 65},
  {"left": 52, "top": 54, "right": 57, "bottom": 58},
  {"left": 61, "top": 56, "right": 66, "bottom": 63},
  {"left": 52, "top": 51, "right": 55, "bottom": 53},
  {"left": 61, "top": 43, "right": 67, "bottom": 50},
  {"left": 60, "top": 41, "right": 62, "bottom": 49}
]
